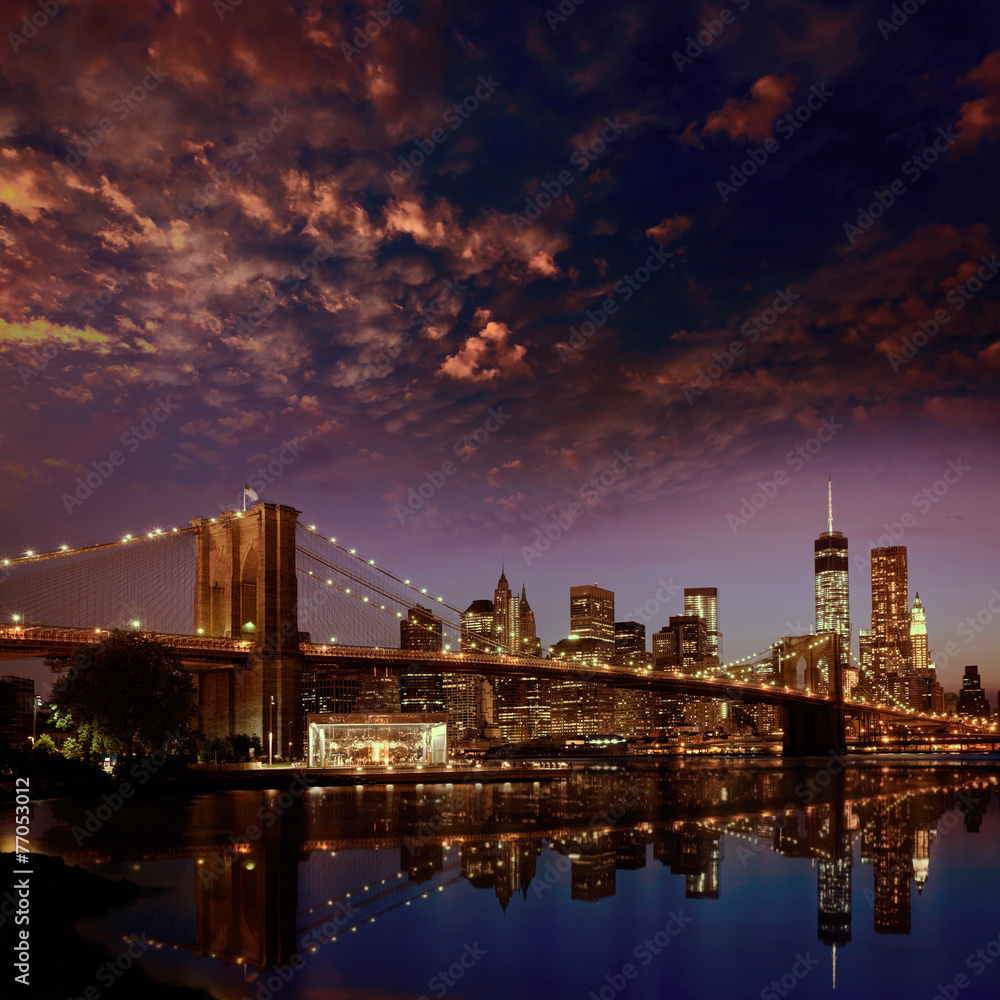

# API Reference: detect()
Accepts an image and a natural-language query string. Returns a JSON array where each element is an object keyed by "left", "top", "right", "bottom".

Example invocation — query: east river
[{"left": 3, "top": 758, "right": 999, "bottom": 999}]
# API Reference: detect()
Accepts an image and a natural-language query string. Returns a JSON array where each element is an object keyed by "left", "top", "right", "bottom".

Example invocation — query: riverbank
[
  {"left": 0, "top": 852, "right": 213, "bottom": 998},
  {"left": 4, "top": 751, "right": 999, "bottom": 801}
]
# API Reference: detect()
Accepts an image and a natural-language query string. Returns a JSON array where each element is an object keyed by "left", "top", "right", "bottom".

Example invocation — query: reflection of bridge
[
  {"left": 39, "top": 767, "right": 996, "bottom": 979},
  {"left": 0, "top": 503, "right": 989, "bottom": 755}
]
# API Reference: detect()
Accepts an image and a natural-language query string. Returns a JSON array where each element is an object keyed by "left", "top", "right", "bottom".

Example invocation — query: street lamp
[
  {"left": 32, "top": 696, "right": 41, "bottom": 743},
  {"left": 288, "top": 719, "right": 293, "bottom": 761},
  {"left": 269, "top": 695, "right": 274, "bottom": 767}
]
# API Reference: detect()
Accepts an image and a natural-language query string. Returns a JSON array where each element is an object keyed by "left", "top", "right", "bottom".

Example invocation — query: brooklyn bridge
[{"left": 0, "top": 502, "right": 989, "bottom": 756}]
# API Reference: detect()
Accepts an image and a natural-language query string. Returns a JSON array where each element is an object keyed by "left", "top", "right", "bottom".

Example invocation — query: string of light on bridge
[
  {"left": 296, "top": 557, "right": 460, "bottom": 649},
  {"left": 849, "top": 650, "right": 993, "bottom": 730},
  {"left": 1, "top": 524, "right": 195, "bottom": 569},
  {"left": 299, "top": 521, "right": 460, "bottom": 612}
]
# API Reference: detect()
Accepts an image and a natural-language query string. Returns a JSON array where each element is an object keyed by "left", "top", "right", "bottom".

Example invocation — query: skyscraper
[
  {"left": 652, "top": 626, "right": 681, "bottom": 668},
  {"left": 518, "top": 585, "right": 542, "bottom": 657},
  {"left": 400, "top": 604, "right": 443, "bottom": 651},
  {"left": 957, "top": 665, "right": 990, "bottom": 719},
  {"left": 870, "top": 546, "right": 909, "bottom": 678},
  {"left": 461, "top": 599, "right": 495, "bottom": 652},
  {"left": 668, "top": 614, "right": 709, "bottom": 673},
  {"left": 909, "top": 593, "right": 929, "bottom": 673},
  {"left": 858, "top": 629, "right": 873, "bottom": 673},
  {"left": 614, "top": 621, "right": 646, "bottom": 659},
  {"left": 683, "top": 588, "right": 721, "bottom": 660},
  {"left": 570, "top": 584, "right": 615, "bottom": 655},
  {"left": 493, "top": 565, "right": 519, "bottom": 654},
  {"left": 400, "top": 605, "right": 444, "bottom": 712},
  {"left": 815, "top": 480, "right": 850, "bottom": 656}
]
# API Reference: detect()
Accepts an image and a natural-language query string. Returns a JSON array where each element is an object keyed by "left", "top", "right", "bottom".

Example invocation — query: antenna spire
[{"left": 827, "top": 477, "right": 834, "bottom": 535}]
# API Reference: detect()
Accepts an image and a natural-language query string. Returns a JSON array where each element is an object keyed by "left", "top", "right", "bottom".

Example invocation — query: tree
[{"left": 51, "top": 630, "right": 197, "bottom": 760}]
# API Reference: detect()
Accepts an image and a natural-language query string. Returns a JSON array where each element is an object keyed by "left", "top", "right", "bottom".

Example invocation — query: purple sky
[{"left": 1, "top": 0, "right": 998, "bottom": 699}]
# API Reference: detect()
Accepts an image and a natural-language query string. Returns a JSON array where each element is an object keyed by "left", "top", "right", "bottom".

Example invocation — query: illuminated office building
[
  {"left": 909, "top": 594, "right": 929, "bottom": 673},
  {"left": 652, "top": 626, "right": 681, "bottom": 668},
  {"left": 858, "top": 629, "right": 873, "bottom": 673},
  {"left": 614, "top": 621, "right": 646, "bottom": 659},
  {"left": 518, "top": 585, "right": 542, "bottom": 657},
  {"left": 493, "top": 566, "right": 519, "bottom": 654},
  {"left": 668, "top": 615, "right": 708, "bottom": 673},
  {"left": 957, "top": 665, "right": 990, "bottom": 719},
  {"left": 684, "top": 588, "right": 721, "bottom": 660},
  {"left": 815, "top": 480, "right": 850, "bottom": 657},
  {"left": 461, "top": 599, "right": 495, "bottom": 652},
  {"left": 870, "top": 546, "right": 910, "bottom": 678},
  {"left": 491, "top": 570, "right": 540, "bottom": 657},
  {"left": 570, "top": 584, "right": 615, "bottom": 655},
  {"left": 400, "top": 605, "right": 444, "bottom": 713}
]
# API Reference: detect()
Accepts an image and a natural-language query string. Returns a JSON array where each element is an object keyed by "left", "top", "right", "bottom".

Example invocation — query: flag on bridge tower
[{"left": 243, "top": 483, "right": 259, "bottom": 510}]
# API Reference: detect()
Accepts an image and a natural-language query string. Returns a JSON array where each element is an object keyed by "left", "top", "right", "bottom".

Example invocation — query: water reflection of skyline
[{"left": 25, "top": 765, "right": 998, "bottom": 988}]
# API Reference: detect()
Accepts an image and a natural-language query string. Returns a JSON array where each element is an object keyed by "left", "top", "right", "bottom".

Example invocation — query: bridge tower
[
  {"left": 775, "top": 633, "right": 846, "bottom": 757},
  {"left": 190, "top": 503, "right": 302, "bottom": 754}
]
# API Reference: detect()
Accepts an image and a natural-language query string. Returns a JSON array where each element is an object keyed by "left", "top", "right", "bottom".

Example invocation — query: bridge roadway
[{"left": 0, "top": 625, "right": 969, "bottom": 732}]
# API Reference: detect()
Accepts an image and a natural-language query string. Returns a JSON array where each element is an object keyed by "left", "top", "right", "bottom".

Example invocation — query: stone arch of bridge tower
[
  {"left": 776, "top": 634, "right": 839, "bottom": 694},
  {"left": 240, "top": 544, "right": 258, "bottom": 634}
]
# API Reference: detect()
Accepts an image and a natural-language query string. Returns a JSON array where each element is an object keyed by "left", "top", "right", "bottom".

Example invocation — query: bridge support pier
[
  {"left": 782, "top": 702, "right": 846, "bottom": 757},
  {"left": 779, "top": 632, "right": 847, "bottom": 757}
]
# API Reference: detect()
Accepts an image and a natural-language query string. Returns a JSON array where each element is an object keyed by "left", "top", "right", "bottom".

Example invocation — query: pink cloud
[
  {"left": 955, "top": 49, "right": 1000, "bottom": 155},
  {"left": 646, "top": 214, "right": 692, "bottom": 246},
  {"left": 438, "top": 311, "right": 530, "bottom": 383},
  {"left": 703, "top": 74, "right": 797, "bottom": 143}
]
